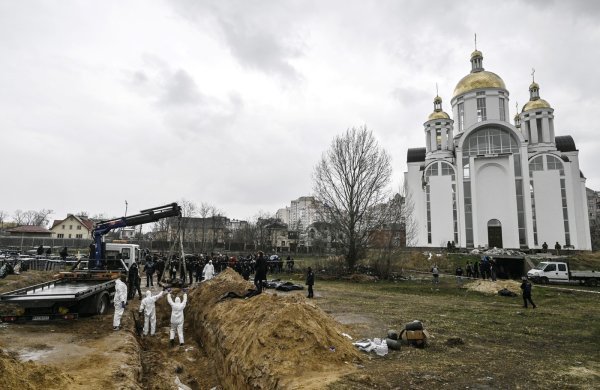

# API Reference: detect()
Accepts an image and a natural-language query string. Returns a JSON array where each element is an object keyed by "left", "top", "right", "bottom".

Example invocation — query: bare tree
[
  {"left": 13, "top": 209, "right": 53, "bottom": 227},
  {"left": 32, "top": 209, "right": 53, "bottom": 227},
  {"left": 313, "top": 126, "right": 392, "bottom": 269},
  {"left": 0, "top": 210, "right": 7, "bottom": 229},
  {"left": 13, "top": 209, "right": 25, "bottom": 225}
]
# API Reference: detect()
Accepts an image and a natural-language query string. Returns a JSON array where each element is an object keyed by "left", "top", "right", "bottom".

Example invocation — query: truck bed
[
  {"left": 571, "top": 270, "right": 598, "bottom": 278},
  {"left": 0, "top": 279, "right": 114, "bottom": 308}
]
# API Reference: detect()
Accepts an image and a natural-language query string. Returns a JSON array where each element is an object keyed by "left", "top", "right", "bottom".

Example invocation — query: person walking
[
  {"left": 202, "top": 260, "right": 215, "bottom": 281},
  {"left": 431, "top": 264, "right": 440, "bottom": 284},
  {"left": 167, "top": 289, "right": 188, "bottom": 347},
  {"left": 306, "top": 266, "right": 315, "bottom": 298},
  {"left": 138, "top": 289, "right": 165, "bottom": 336},
  {"left": 455, "top": 265, "right": 463, "bottom": 284},
  {"left": 520, "top": 277, "right": 537, "bottom": 309},
  {"left": 254, "top": 251, "right": 268, "bottom": 293},
  {"left": 113, "top": 276, "right": 128, "bottom": 331}
]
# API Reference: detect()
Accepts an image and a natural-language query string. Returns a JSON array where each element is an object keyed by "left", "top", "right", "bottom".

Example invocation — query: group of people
[
  {"left": 113, "top": 275, "right": 189, "bottom": 346},
  {"left": 462, "top": 256, "right": 499, "bottom": 281}
]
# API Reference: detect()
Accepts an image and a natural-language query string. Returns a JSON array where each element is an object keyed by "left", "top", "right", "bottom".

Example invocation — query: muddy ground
[{"left": 1, "top": 270, "right": 599, "bottom": 389}]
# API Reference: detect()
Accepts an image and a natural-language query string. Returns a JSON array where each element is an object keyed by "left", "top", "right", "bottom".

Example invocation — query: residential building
[
  {"left": 50, "top": 214, "right": 94, "bottom": 240},
  {"left": 277, "top": 196, "right": 321, "bottom": 231},
  {"left": 7, "top": 225, "right": 53, "bottom": 237}
]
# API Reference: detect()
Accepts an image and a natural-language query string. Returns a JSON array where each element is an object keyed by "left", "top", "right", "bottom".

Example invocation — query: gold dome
[
  {"left": 522, "top": 98, "right": 552, "bottom": 112},
  {"left": 471, "top": 50, "right": 482, "bottom": 59},
  {"left": 452, "top": 70, "right": 506, "bottom": 99},
  {"left": 529, "top": 81, "right": 539, "bottom": 90},
  {"left": 428, "top": 111, "right": 450, "bottom": 120}
]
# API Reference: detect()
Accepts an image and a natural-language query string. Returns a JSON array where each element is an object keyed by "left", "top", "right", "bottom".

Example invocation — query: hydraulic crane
[{"left": 92, "top": 203, "right": 181, "bottom": 269}]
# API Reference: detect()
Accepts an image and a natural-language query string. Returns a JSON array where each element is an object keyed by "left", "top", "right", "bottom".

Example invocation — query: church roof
[
  {"left": 555, "top": 135, "right": 577, "bottom": 152},
  {"left": 428, "top": 111, "right": 450, "bottom": 120},
  {"left": 522, "top": 98, "right": 552, "bottom": 112},
  {"left": 407, "top": 147, "right": 426, "bottom": 163},
  {"left": 453, "top": 70, "right": 506, "bottom": 99}
]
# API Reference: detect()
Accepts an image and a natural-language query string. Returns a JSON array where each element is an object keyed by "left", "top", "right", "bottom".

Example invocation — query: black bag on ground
[{"left": 405, "top": 320, "right": 423, "bottom": 331}]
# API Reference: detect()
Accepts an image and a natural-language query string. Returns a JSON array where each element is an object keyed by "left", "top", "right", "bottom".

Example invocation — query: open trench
[{"left": 148, "top": 268, "right": 362, "bottom": 390}]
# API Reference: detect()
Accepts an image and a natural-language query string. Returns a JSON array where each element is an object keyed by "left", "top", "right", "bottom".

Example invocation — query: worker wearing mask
[
  {"left": 167, "top": 289, "right": 188, "bottom": 347},
  {"left": 138, "top": 289, "right": 166, "bottom": 336},
  {"left": 113, "top": 275, "right": 128, "bottom": 331}
]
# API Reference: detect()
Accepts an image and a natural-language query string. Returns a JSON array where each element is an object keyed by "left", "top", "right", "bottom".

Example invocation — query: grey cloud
[
  {"left": 391, "top": 86, "right": 430, "bottom": 106},
  {"left": 159, "top": 69, "right": 202, "bottom": 106},
  {"left": 125, "top": 58, "right": 243, "bottom": 139},
  {"left": 171, "top": 0, "right": 305, "bottom": 80}
]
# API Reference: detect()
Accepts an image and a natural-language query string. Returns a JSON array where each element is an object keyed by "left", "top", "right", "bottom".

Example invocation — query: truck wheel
[
  {"left": 542, "top": 277, "right": 549, "bottom": 284},
  {"left": 95, "top": 292, "right": 110, "bottom": 315}
]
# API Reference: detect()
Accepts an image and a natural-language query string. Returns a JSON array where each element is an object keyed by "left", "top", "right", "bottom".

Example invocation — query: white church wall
[
  {"left": 532, "top": 170, "right": 565, "bottom": 248},
  {"left": 405, "top": 166, "right": 427, "bottom": 246},
  {"left": 429, "top": 175, "right": 454, "bottom": 246},
  {"left": 471, "top": 156, "right": 519, "bottom": 248}
]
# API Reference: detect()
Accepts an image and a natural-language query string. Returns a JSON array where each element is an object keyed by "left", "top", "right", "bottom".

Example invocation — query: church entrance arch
[{"left": 488, "top": 219, "right": 503, "bottom": 248}]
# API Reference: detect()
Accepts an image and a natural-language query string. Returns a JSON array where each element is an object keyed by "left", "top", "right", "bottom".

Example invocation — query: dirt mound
[
  {"left": 0, "top": 348, "right": 74, "bottom": 390},
  {"left": 183, "top": 268, "right": 361, "bottom": 389},
  {"left": 464, "top": 279, "right": 521, "bottom": 295}
]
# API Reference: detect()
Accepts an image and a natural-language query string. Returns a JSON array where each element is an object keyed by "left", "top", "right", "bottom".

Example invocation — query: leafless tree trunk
[{"left": 313, "top": 126, "right": 392, "bottom": 269}]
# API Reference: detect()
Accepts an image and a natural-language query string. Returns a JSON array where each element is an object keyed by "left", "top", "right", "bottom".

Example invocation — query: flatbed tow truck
[{"left": 0, "top": 203, "right": 181, "bottom": 322}]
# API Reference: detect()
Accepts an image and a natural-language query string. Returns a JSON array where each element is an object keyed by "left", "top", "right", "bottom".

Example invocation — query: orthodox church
[{"left": 404, "top": 49, "right": 591, "bottom": 250}]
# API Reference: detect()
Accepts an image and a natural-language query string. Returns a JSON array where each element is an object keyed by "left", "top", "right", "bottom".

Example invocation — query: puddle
[{"left": 19, "top": 348, "right": 53, "bottom": 361}]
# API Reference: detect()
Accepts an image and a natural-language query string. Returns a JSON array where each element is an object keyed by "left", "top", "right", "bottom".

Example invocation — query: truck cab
[
  {"left": 104, "top": 243, "right": 140, "bottom": 269},
  {"left": 527, "top": 261, "right": 569, "bottom": 283}
]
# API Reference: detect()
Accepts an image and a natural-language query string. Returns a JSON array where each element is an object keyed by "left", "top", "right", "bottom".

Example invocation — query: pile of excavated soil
[
  {"left": 0, "top": 348, "right": 74, "bottom": 390},
  {"left": 166, "top": 268, "right": 361, "bottom": 389},
  {"left": 464, "top": 279, "right": 522, "bottom": 295}
]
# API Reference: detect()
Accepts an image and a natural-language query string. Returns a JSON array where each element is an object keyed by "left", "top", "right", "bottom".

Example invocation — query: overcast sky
[{"left": 1, "top": 0, "right": 599, "bottom": 224}]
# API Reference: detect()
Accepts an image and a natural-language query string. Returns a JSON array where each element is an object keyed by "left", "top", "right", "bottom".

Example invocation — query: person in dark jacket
[
  {"left": 306, "top": 267, "right": 315, "bottom": 298},
  {"left": 59, "top": 247, "right": 68, "bottom": 261},
  {"left": 254, "top": 251, "right": 268, "bottom": 293},
  {"left": 144, "top": 256, "right": 155, "bottom": 287},
  {"left": 128, "top": 262, "right": 142, "bottom": 300},
  {"left": 520, "top": 277, "right": 536, "bottom": 309},
  {"left": 37, "top": 245, "right": 44, "bottom": 256}
]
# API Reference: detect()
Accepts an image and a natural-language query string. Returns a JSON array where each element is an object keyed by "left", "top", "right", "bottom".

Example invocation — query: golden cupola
[
  {"left": 428, "top": 95, "right": 451, "bottom": 120},
  {"left": 452, "top": 50, "right": 507, "bottom": 99},
  {"left": 522, "top": 81, "right": 552, "bottom": 112}
]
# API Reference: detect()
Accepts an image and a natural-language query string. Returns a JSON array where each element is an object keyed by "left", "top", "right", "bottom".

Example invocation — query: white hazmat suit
[
  {"left": 202, "top": 260, "right": 215, "bottom": 280},
  {"left": 113, "top": 278, "right": 128, "bottom": 329},
  {"left": 138, "top": 290, "right": 165, "bottom": 336},
  {"left": 167, "top": 292, "right": 187, "bottom": 345}
]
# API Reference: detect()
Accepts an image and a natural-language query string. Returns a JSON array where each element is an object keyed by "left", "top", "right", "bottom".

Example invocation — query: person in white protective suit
[
  {"left": 113, "top": 276, "right": 128, "bottom": 330},
  {"left": 138, "top": 289, "right": 166, "bottom": 336},
  {"left": 167, "top": 290, "right": 188, "bottom": 346},
  {"left": 202, "top": 260, "right": 215, "bottom": 281}
]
